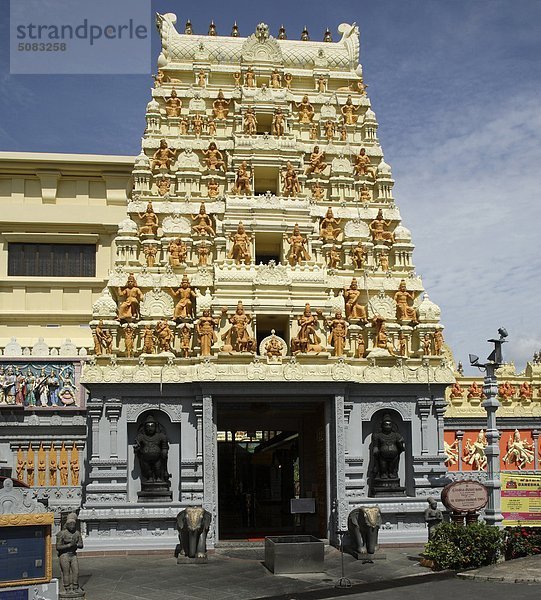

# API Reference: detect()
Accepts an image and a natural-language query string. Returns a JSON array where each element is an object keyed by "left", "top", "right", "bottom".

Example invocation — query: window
[{"left": 8, "top": 243, "right": 96, "bottom": 277}]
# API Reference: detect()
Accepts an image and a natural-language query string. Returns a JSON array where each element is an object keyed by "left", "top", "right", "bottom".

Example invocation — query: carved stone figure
[
  {"left": 316, "top": 75, "right": 327, "bottom": 93},
  {"left": 170, "top": 275, "right": 196, "bottom": 321},
  {"left": 142, "top": 325, "right": 154, "bottom": 354},
  {"left": 156, "top": 176, "right": 171, "bottom": 197},
  {"left": 228, "top": 222, "right": 252, "bottom": 264},
  {"left": 138, "top": 201, "right": 159, "bottom": 235},
  {"left": 197, "top": 242, "right": 211, "bottom": 266},
  {"left": 94, "top": 320, "right": 113, "bottom": 355},
  {"left": 341, "top": 95, "right": 359, "bottom": 125},
  {"left": 165, "top": 90, "right": 182, "bottom": 117},
  {"left": 347, "top": 506, "right": 382, "bottom": 561},
  {"left": 56, "top": 513, "right": 84, "bottom": 596},
  {"left": 291, "top": 304, "right": 323, "bottom": 354},
  {"left": 118, "top": 274, "right": 143, "bottom": 321},
  {"left": 124, "top": 324, "right": 135, "bottom": 358},
  {"left": 70, "top": 447, "right": 79, "bottom": 486},
  {"left": 192, "top": 203, "right": 215, "bottom": 236},
  {"left": 444, "top": 439, "right": 459, "bottom": 466},
  {"left": 232, "top": 161, "right": 252, "bottom": 195},
  {"left": 360, "top": 183, "right": 371, "bottom": 203},
  {"left": 378, "top": 252, "right": 389, "bottom": 272},
  {"left": 151, "top": 139, "right": 177, "bottom": 171},
  {"left": 207, "top": 178, "right": 219, "bottom": 199},
  {"left": 356, "top": 335, "right": 366, "bottom": 359},
  {"left": 272, "top": 108, "right": 285, "bottom": 137},
  {"left": 320, "top": 208, "right": 341, "bottom": 242},
  {"left": 202, "top": 142, "right": 225, "bottom": 171},
  {"left": 353, "top": 148, "right": 376, "bottom": 179},
  {"left": 197, "top": 70, "right": 206, "bottom": 87},
  {"left": 284, "top": 72, "right": 293, "bottom": 88},
  {"left": 207, "top": 118, "right": 217, "bottom": 137},
  {"left": 243, "top": 106, "right": 258, "bottom": 135},
  {"left": 323, "top": 119, "right": 335, "bottom": 141},
  {"left": 449, "top": 382, "right": 464, "bottom": 399},
  {"left": 344, "top": 278, "right": 368, "bottom": 322},
  {"left": 351, "top": 242, "right": 367, "bottom": 269},
  {"left": 519, "top": 381, "right": 533, "bottom": 400},
  {"left": 502, "top": 429, "right": 535, "bottom": 470},
  {"left": 285, "top": 223, "right": 311, "bottom": 266},
  {"left": 422, "top": 333, "right": 432, "bottom": 355},
  {"left": 265, "top": 332, "right": 284, "bottom": 359},
  {"left": 305, "top": 146, "right": 327, "bottom": 175},
  {"left": 467, "top": 381, "right": 485, "bottom": 400},
  {"left": 372, "top": 315, "right": 395, "bottom": 355},
  {"left": 327, "top": 311, "right": 348, "bottom": 356},
  {"left": 134, "top": 413, "right": 170, "bottom": 486},
  {"left": 196, "top": 310, "right": 218, "bottom": 356},
  {"left": 295, "top": 95, "right": 314, "bottom": 123},
  {"left": 394, "top": 280, "right": 417, "bottom": 323},
  {"left": 370, "top": 413, "right": 405, "bottom": 489},
  {"left": 424, "top": 498, "right": 443, "bottom": 540},
  {"left": 499, "top": 381, "right": 516, "bottom": 401},
  {"left": 369, "top": 209, "right": 394, "bottom": 245},
  {"left": 179, "top": 325, "right": 192, "bottom": 358},
  {"left": 176, "top": 507, "right": 212, "bottom": 560},
  {"left": 311, "top": 181, "right": 324, "bottom": 202},
  {"left": 309, "top": 122, "right": 319, "bottom": 140},
  {"left": 221, "top": 302, "right": 256, "bottom": 353},
  {"left": 270, "top": 69, "right": 282, "bottom": 88},
  {"left": 49, "top": 450, "right": 57, "bottom": 485},
  {"left": 192, "top": 113, "right": 204, "bottom": 137},
  {"left": 155, "top": 320, "right": 174, "bottom": 353},
  {"left": 179, "top": 116, "right": 189, "bottom": 135},
  {"left": 244, "top": 66, "right": 256, "bottom": 87},
  {"left": 143, "top": 244, "right": 158, "bottom": 267},
  {"left": 212, "top": 89, "right": 230, "bottom": 119},
  {"left": 398, "top": 332, "right": 408, "bottom": 357},
  {"left": 282, "top": 162, "right": 300, "bottom": 197},
  {"left": 16, "top": 450, "right": 25, "bottom": 481},
  {"left": 464, "top": 430, "right": 488, "bottom": 470},
  {"left": 327, "top": 245, "right": 341, "bottom": 269},
  {"left": 233, "top": 71, "right": 242, "bottom": 86},
  {"left": 168, "top": 238, "right": 188, "bottom": 267},
  {"left": 59, "top": 458, "right": 68, "bottom": 486},
  {"left": 433, "top": 330, "right": 444, "bottom": 355}
]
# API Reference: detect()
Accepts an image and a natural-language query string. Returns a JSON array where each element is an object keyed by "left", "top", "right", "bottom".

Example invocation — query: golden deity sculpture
[
  {"left": 394, "top": 279, "right": 418, "bottom": 323},
  {"left": 233, "top": 71, "right": 242, "bottom": 86},
  {"left": 355, "top": 334, "right": 366, "bottom": 359},
  {"left": 48, "top": 449, "right": 57, "bottom": 485},
  {"left": 270, "top": 68, "right": 282, "bottom": 88},
  {"left": 309, "top": 122, "right": 319, "bottom": 140},
  {"left": 502, "top": 430, "right": 535, "bottom": 470},
  {"left": 197, "top": 242, "right": 211, "bottom": 266},
  {"left": 207, "top": 178, "right": 219, "bottom": 199},
  {"left": 212, "top": 89, "right": 230, "bottom": 120},
  {"left": 155, "top": 320, "right": 174, "bottom": 353},
  {"left": 464, "top": 430, "right": 488, "bottom": 470},
  {"left": 284, "top": 72, "right": 293, "bottom": 89},
  {"left": 165, "top": 90, "right": 182, "bottom": 117},
  {"left": 93, "top": 320, "right": 113, "bottom": 355},
  {"left": 378, "top": 251, "right": 389, "bottom": 272},
  {"left": 323, "top": 119, "right": 336, "bottom": 141},
  {"left": 433, "top": 330, "right": 444, "bottom": 355},
  {"left": 192, "top": 203, "right": 215, "bottom": 236},
  {"left": 156, "top": 176, "right": 171, "bottom": 197},
  {"left": 207, "top": 117, "right": 217, "bottom": 137},
  {"left": 138, "top": 201, "right": 159, "bottom": 235},
  {"left": 243, "top": 106, "right": 258, "bottom": 135},
  {"left": 202, "top": 142, "right": 225, "bottom": 171},
  {"left": 232, "top": 161, "right": 252, "bottom": 196},
  {"left": 351, "top": 242, "right": 367, "bottom": 269},
  {"left": 319, "top": 207, "right": 342, "bottom": 243},
  {"left": 38, "top": 445, "right": 46, "bottom": 486},
  {"left": 421, "top": 333, "right": 432, "bottom": 355},
  {"left": 340, "top": 125, "right": 347, "bottom": 141},
  {"left": 311, "top": 181, "right": 325, "bottom": 202},
  {"left": 282, "top": 162, "right": 300, "bottom": 197},
  {"left": 519, "top": 381, "right": 533, "bottom": 400},
  {"left": 59, "top": 455, "right": 69, "bottom": 486},
  {"left": 327, "top": 311, "right": 348, "bottom": 357},
  {"left": 360, "top": 183, "right": 371, "bottom": 203},
  {"left": 295, "top": 95, "right": 314, "bottom": 123},
  {"left": 228, "top": 222, "right": 252, "bottom": 264},
  {"left": 221, "top": 302, "right": 256, "bottom": 353},
  {"left": 16, "top": 448, "right": 25, "bottom": 481},
  {"left": 372, "top": 314, "right": 396, "bottom": 355},
  {"left": 272, "top": 108, "right": 285, "bottom": 137},
  {"left": 179, "top": 116, "right": 189, "bottom": 135},
  {"left": 197, "top": 70, "right": 206, "bottom": 87},
  {"left": 397, "top": 332, "right": 408, "bottom": 357},
  {"left": 142, "top": 325, "right": 154, "bottom": 354},
  {"left": 179, "top": 324, "right": 192, "bottom": 358},
  {"left": 449, "top": 382, "right": 464, "bottom": 399},
  {"left": 341, "top": 95, "right": 359, "bottom": 125},
  {"left": 117, "top": 274, "right": 144, "bottom": 321},
  {"left": 369, "top": 208, "right": 395, "bottom": 244},
  {"left": 70, "top": 445, "right": 80, "bottom": 486},
  {"left": 327, "top": 245, "right": 341, "bottom": 269},
  {"left": 344, "top": 278, "right": 368, "bottom": 323},
  {"left": 196, "top": 309, "right": 219, "bottom": 356},
  {"left": 170, "top": 275, "right": 196, "bottom": 321},
  {"left": 26, "top": 447, "right": 35, "bottom": 486},
  {"left": 192, "top": 113, "right": 204, "bottom": 137},
  {"left": 151, "top": 139, "right": 177, "bottom": 171},
  {"left": 353, "top": 148, "right": 376, "bottom": 179},
  {"left": 285, "top": 223, "right": 311, "bottom": 266},
  {"left": 124, "top": 324, "right": 135, "bottom": 358},
  {"left": 244, "top": 66, "right": 256, "bottom": 87},
  {"left": 143, "top": 244, "right": 158, "bottom": 267},
  {"left": 168, "top": 238, "right": 188, "bottom": 267},
  {"left": 265, "top": 331, "right": 284, "bottom": 359},
  {"left": 305, "top": 146, "right": 327, "bottom": 175},
  {"left": 316, "top": 75, "right": 327, "bottom": 93},
  {"left": 291, "top": 304, "right": 322, "bottom": 354}
]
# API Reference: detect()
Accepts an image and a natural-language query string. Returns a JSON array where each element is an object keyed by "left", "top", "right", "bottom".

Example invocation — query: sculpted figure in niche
[
  {"left": 327, "top": 311, "right": 348, "bottom": 357},
  {"left": 272, "top": 108, "right": 285, "bottom": 137},
  {"left": 371, "top": 412, "right": 405, "bottom": 480},
  {"left": 327, "top": 245, "right": 341, "bottom": 269},
  {"left": 284, "top": 72, "right": 293, "bottom": 89},
  {"left": 243, "top": 106, "right": 258, "bottom": 135},
  {"left": 124, "top": 324, "right": 135, "bottom": 358},
  {"left": 49, "top": 451, "right": 57, "bottom": 485},
  {"left": 221, "top": 302, "right": 256, "bottom": 353},
  {"left": 139, "top": 201, "right": 159, "bottom": 235},
  {"left": 355, "top": 334, "right": 366, "bottom": 358},
  {"left": 305, "top": 146, "right": 327, "bottom": 175},
  {"left": 212, "top": 89, "right": 230, "bottom": 120},
  {"left": 156, "top": 176, "right": 171, "bottom": 197},
  {"left": 340, "top": 125, "right": 347, "bottom": 141},
  {"left": 228, "top": 222, "right": 252, "bottom": 264},
  {"left": 155, "top": 320, "right": 174, "bottom": 353},
  {"left": 207, "top": 178, "right": 219, "bottom": 199},
  {"left": 502, "top": 429, "right": 535, "bottom": 470},
  {"left": 372, "top": 314, "right": 396, "bottom": 355},
  {"left": 94, "top": 320, "right": 113, "bottom": 355},
  {"left": 341, "top": 94, "right": 359, "bottom": 125},
  {"left": 323, "top": 119, "right": 336, "bottom": 141},
  {"left": 232, "top": 161, "right": 252, "bottom": 196},
  {"left": 134, "top": 413, "right": 170, "bottom": 483},
  {"left": 151, "top": 139, "right": 178, "bottom": 171},
  {"left": 118, "top": 274, "right": 143, "bottom": 321},
  {"left": 295, "top": 95, "right": 314, "bottom": 123},
  {"left": 398, "top": 332, "right": 408, "bottom": 357},
  {"left": 203, "top": 142, "right": 225, "bottom": 171},
  {"left": 309, "top": 122, "right": 319, "bottom": 140},
  {"left": 165, "top": 89, "right": 182, "bottom": 117},
  {"left": 179, "top": 116, "right": 189, "bottom": 135},
  {"left": 353, "top": 148, "right": 376, "bottom": 179},
  {"left": 179, "top": 324, "right": 192, "bottom": 358},
  {"left": 56, "top": 512, "right": 84, "bottom": 594},
  {"left": 142, "top": 325, "right": 154, "bottom": 354},
  {"left": 378, "top": 252, "right": 389, "bottom": 272},
  {"left": 196, "top": 309, "right": 218, "bottom": 356},
  {"left": 282, "top": 162, "right": 300, "bottom": 197},
  {"left": 197, "top": 242, "right": 211, "bottom": 266},
  {"left": 168, "top": 238, "right": 188, "bottom": 267},
  {"left": 360, "top": 183, "right": 371, "bottom": 203},
  {"left": 316, "top": 75, "right": 327, "bottom": 93},
  {"left": 285, "top": 223, "right": 311, "bottom": 266},
  {"left": 311, "top": 181, "right": 325, "bottom": 202},
  {"left": 433, "top": 330, "right": 444, "bottom": 355},
  {"left": 464, "top": 430, "right": 487, "bottom": 470},
  {"left": 192, "top": 203, "right": 215, "bottom": 236},
  {"left": 207, "top": 117, "right": 217, "bottom": 137},
  {"left": 233, "top": 71, "right": 242, "bottom": 87},
  {"left": 394, "top": 279, "right": 418, "bottom": 323},
  {"left": 70, "top": 450, "right": 79, "bottom": 486},
  {"left": 197, "top": 70, "right": 206, "bottom": 87},
  {"left": 143, "top": 244, "right": 158, "bottom": 267},
  {"left": 291, "top": 304, "right": 322, "bottom": 354},
  {"left": 344, "top": 278, "right": 368, "bottom": 323},
  {"left": 59, "top": 457, "right": 68, "bottom": 486},
  {"left": 244, "top": 66, "right": 256, "bottom": 87},
  {"left": 192, "top": 113, "right": 204, "bottom": 137},
  {"left": 422, "top": 333, "right": 432, "bottom": 355},
  {"left": 319, "top": 207, "right": 341, "bottom": 243},
  {"left": 265, "top": 332, "right": 284, "bottom": 359},
  {"left": 170, "top": 274, "right": 196, "bottom": 321},
  {"left": 351, "top": 242, "right": 367, "bottom": 269},
  {"left": 270, "top": 69, "right": 282, "bottom": 88},
  {"left": 369, "top": 209, "right": 395, "bottom": 244}
]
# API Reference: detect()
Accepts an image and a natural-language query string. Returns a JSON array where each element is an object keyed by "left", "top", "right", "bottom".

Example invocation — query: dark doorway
[{"left": 217, "top": 400, "right": 327, "bottom": 540}]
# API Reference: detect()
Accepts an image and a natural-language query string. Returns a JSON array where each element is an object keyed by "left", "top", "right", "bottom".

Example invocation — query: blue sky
[{"left": 1, "top": 0, "right": 540, "bottom": 372}]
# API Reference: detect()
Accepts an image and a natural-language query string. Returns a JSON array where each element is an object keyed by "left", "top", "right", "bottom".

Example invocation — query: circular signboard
[{"left": 441, "top": 480, "right": 488, "bottom": 513}]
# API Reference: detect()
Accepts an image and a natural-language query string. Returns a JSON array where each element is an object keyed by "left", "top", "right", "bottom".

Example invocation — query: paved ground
[{"left": 53, "top": 545, "right": 541, "bottom": 600}]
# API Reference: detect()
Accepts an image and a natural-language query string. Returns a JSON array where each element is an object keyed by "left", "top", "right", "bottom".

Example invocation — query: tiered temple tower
[{"left": 80, "top": 15, "right": 454, "bottom": 550}]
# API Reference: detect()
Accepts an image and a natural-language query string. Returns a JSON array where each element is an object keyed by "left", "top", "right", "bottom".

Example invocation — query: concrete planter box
[{"left": 264, "top": 535, "right": 325, "bottom": 574}]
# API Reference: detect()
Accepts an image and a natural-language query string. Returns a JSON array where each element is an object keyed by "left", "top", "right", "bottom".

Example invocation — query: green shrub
[
  {"left": 424, "top": 522, "right": 504, "bottom": 570},
  {"left": 504, "top": 527, "right": 541, "bottom": 560}
]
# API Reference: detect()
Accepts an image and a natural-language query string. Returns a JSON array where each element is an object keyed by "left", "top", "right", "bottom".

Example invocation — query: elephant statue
[
  {"left": 175, "top": 506, "right": 212, "bottom": 560},
  {"left": 347, "top": 505, "right": 382, "bottom": 562}
]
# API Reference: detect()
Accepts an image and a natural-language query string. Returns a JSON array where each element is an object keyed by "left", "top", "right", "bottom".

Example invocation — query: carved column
[
  {"left": 193, "top": 397, "right": 203, "bottom": 461},
  {"left": 87, "top": 399, "right": 103, "bottom": 459},
  {"left": 417, "top": 398, "right": 432, "bottom": 455},
  {"left": 202, "top": 394, "right": 217, "bottom": 545},
  {"left": 456, "top": 430, "right": 464, "bottom": 472},
  {"left": 105, "top": 402, "right": 122, "bottom": 459},
  {"left": 333, "top": 394, "right": 347, "bottom": 540},
  {"left": 533, "top": 430, "right": 539, "bottom": 471},
  {"left": 433, "top": 397, "right": 447, "bottom": 457}
]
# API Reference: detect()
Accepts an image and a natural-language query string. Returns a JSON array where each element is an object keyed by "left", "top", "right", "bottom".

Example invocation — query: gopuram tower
[{"left": 80, "top": 15, "right": 454, "bottom": 550}]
